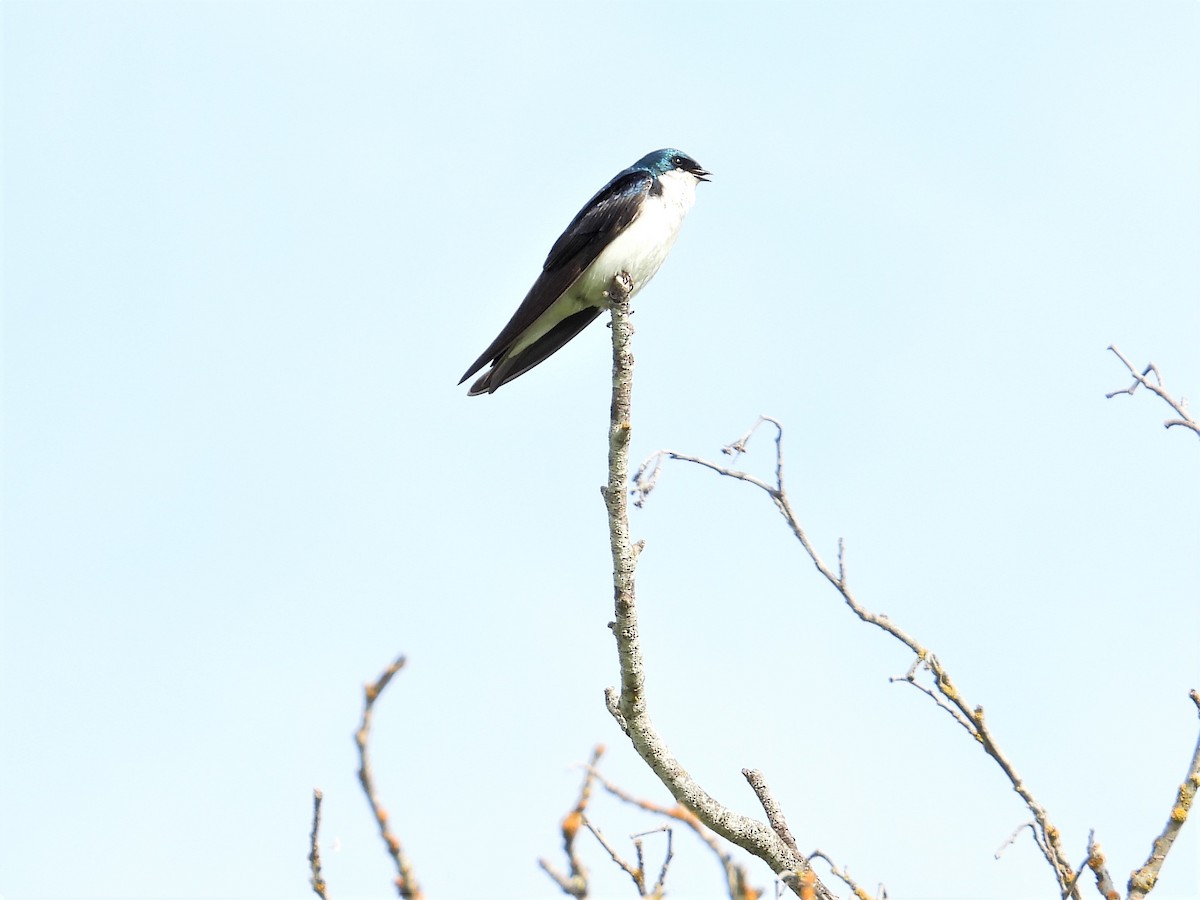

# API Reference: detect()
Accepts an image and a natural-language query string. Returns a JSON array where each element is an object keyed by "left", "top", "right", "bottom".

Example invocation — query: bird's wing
[
  {"left": 459, "top": 169, "right": 653, "bottom": 384},
  {"left": 466, "top": 306, "right": 603, "bottom": 396}
]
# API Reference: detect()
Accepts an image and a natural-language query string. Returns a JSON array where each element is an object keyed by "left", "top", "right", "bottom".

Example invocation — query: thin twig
[
  {"left": 1127, "top": 690, "right": 1200, "bottom": 899},
  {"left": 586, "top": 764, "right": 762, "bottom": 900},
  {"left": 722, "top": 414, "right": 777, "bottom": 464},
  {"left": 309, "top": 789, "right": 329, "bottom": 899},
  {"left": 539, "top": 858, "right": 583, "bottom": 898},
  {"left": 1062, "top": 847, "right": 1090, "bottom": 900},
  {"left": 539, "top": 745, "right": 605, "bottom": 898},
  {"left": 810, "top": 850, "right": 880, "bottom": 900},
  {"left": 889, "top": 657, "right": 975, "bottom": 733},
  {"left": 355, "top": 654, "right": 424, "bottom": 900},
  {"left": 993, "top": 821, "right": 1036, "bottom": 860},
  {"left": 601, "top": 277, "right": 833, "bottom": 900},
  {"left": 1105, "top": 345, "right": 1199, "bottom": 439},
  {"left": 743, "top": 769, "right": 800, "bottom": 856},
  {"left": 1082, "top": 830, "right": 1118, "bottom": 900},
  {"left": 647, "top": 418, "right": 1080, "bottom": 897},
  {"left": 633, "top": 826, "right": 675, "bottom": 898},
  {"left": 584, "top": 816, "right": 644, "bottom": 893}
]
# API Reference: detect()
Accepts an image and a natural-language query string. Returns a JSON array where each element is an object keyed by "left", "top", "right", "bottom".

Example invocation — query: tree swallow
[{"left": 460, "top": 148, "right": 710, "bottom": 395}]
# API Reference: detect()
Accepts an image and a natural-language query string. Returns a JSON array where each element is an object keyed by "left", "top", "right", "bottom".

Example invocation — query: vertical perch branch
[
  {"left": 603, "top": 272, "right": 643, "bottom": 722},
  {"left": 600, "top": 274, "right": 834, "bottom": 900},
  {"left": 644, "top": 422, "right": 1080, "bottom": 897}
]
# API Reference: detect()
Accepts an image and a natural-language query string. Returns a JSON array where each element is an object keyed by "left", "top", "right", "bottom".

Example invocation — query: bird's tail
[{"left": 462, "top": 306, "right": 602, "bottom": 396}]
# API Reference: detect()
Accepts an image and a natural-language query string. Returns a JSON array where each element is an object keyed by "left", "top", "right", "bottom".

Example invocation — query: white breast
[
  {"left": 505, "top": 170, "right": 700, "bottom": 357},
  {"left": 573, "top": 168, "right": 700, "bottom": 302}
]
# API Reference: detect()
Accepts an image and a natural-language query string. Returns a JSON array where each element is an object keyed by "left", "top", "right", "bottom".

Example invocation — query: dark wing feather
[
  {"left": 459, "top": 169, "right": 653, "bottom": 385},
  {"left": 466, "top": 307, "right": 603, "bottom": 395},
  {"left": 541, "top": 169, "right": 653, "bottom": 272}
]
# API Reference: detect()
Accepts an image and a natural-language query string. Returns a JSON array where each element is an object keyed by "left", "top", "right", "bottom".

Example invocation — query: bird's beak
[{"left": 695, "top": 168, "right": 712, "bottom": 183}]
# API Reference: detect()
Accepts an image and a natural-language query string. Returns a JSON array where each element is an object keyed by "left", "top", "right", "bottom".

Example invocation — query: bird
[{"left": 460, "top": 148, "right": 710, "bottom": 395}]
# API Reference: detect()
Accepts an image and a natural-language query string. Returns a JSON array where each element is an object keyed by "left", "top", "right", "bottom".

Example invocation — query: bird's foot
[{"left": 604, "top": 271, "right": 635, "bottom": 307}]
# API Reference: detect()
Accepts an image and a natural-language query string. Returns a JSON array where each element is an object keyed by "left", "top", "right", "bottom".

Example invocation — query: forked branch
[
  {"left": 1105, "top": 346, "right": 1199, "bottom": 439},
  {"left": 632, "top": 416, "right": 1079, "bottom": 898},
  {"left": 593, "top": 758, "right": 763, "bottom": 899},
  {"left": 635, "top": 412, "right": 1200, "bottom": 899},
  {"left": 540, "top": 745, "right": 604, "bottom": 897},
  {"left": 601, "top": 275, "right": 834, "bottom": 899}
]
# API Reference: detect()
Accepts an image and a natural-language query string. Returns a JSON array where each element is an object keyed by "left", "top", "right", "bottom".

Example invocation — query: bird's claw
[{"left": 604, "top": 271, "right": 635, "bottom": 307}]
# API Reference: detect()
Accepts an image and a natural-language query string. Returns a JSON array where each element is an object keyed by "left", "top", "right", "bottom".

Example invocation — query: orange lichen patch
[
  {"left": 1177, "top": 781, "right": 1196, "bottom": 807},
  {"left": 1130, "top": 871, "right": 1157, "bottom": 892},
  {"left": 798, "top": 867, "right": 817, "bottom": 900},
  {"left": 671, "top": 804, "right": 700, "bottom": 825},
  {"left": 561, "top": 810, "right": 583, "bottom": 840}
]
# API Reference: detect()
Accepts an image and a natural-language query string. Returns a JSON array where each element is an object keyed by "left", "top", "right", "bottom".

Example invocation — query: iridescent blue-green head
[{"left": 634, "top": 148, "right": 711, "bottom": 181}]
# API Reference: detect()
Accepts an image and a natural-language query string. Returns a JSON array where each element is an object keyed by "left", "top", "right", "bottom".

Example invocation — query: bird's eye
[{"left": 672, "top": 155, "right": 685, "bottom": 167}]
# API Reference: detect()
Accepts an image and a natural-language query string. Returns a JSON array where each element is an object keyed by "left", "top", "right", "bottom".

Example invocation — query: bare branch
[
  {"left": 583, "top": 816, "right": 645, "bottom": 894},
  {"left": 889, "top": 657, "right": 975, "bottom": 734},
  {"left": 646, "top": 418, "right": 1080, "bottom": 897},
  {"left": 540, "top": 745, "right": 605, "bottom": 898},
  {"left": 539, "top": 858, "right": 585, "bottom": 898},
  {"left": 1077, "top": 830, "right": 1119, "bottom": 900},
  {"left": 1105, "top": 346, "right": 1200, "bottom": 439},
  {"left": 722, "top": 414, "right": 779, "bottom": 465},
  {"left": 809, "top": 849, "right": 882, "bottom": 900},
  {"left": 587, "top": 764, "right": 762, "bottom": 900},
  {"left": 1127, "top": 690, "right": 1200, "bottom": 899},
  {"left": 632, "top": 826, "right": 675, "bottom": 898},
  {"left": 308, "top": 789, "right": 329, "bottom": 900},
  {"left": 631, "top": 452, "right": 663, "bottom": 509},
  {"left": 743, "top": 769, "right": 800, "bottom": 857},
  {"left": 601, "top": 277, "right": 833, "bottom": 899},
  {"left": 605, "top": 687, "right": 630, "bottom": 735},
  {"left": 777, "top": 866, "right": 822, "bottom": 900},
  {"left": 993, "top": 821, "right": 1036, "bottom": 860},
  {"left": 355, "top": 654, "right": 424, "bottom": 900}
]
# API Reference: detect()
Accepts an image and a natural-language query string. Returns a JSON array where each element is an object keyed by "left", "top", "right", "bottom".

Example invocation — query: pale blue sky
[{"left": 3, "top": 3, "right": 1198, "bottom": 899}]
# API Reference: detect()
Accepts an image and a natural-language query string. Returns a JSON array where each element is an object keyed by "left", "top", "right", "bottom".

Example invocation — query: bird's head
[{"left": 636, "top": 148, "right": 712, "bottom": 183}]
